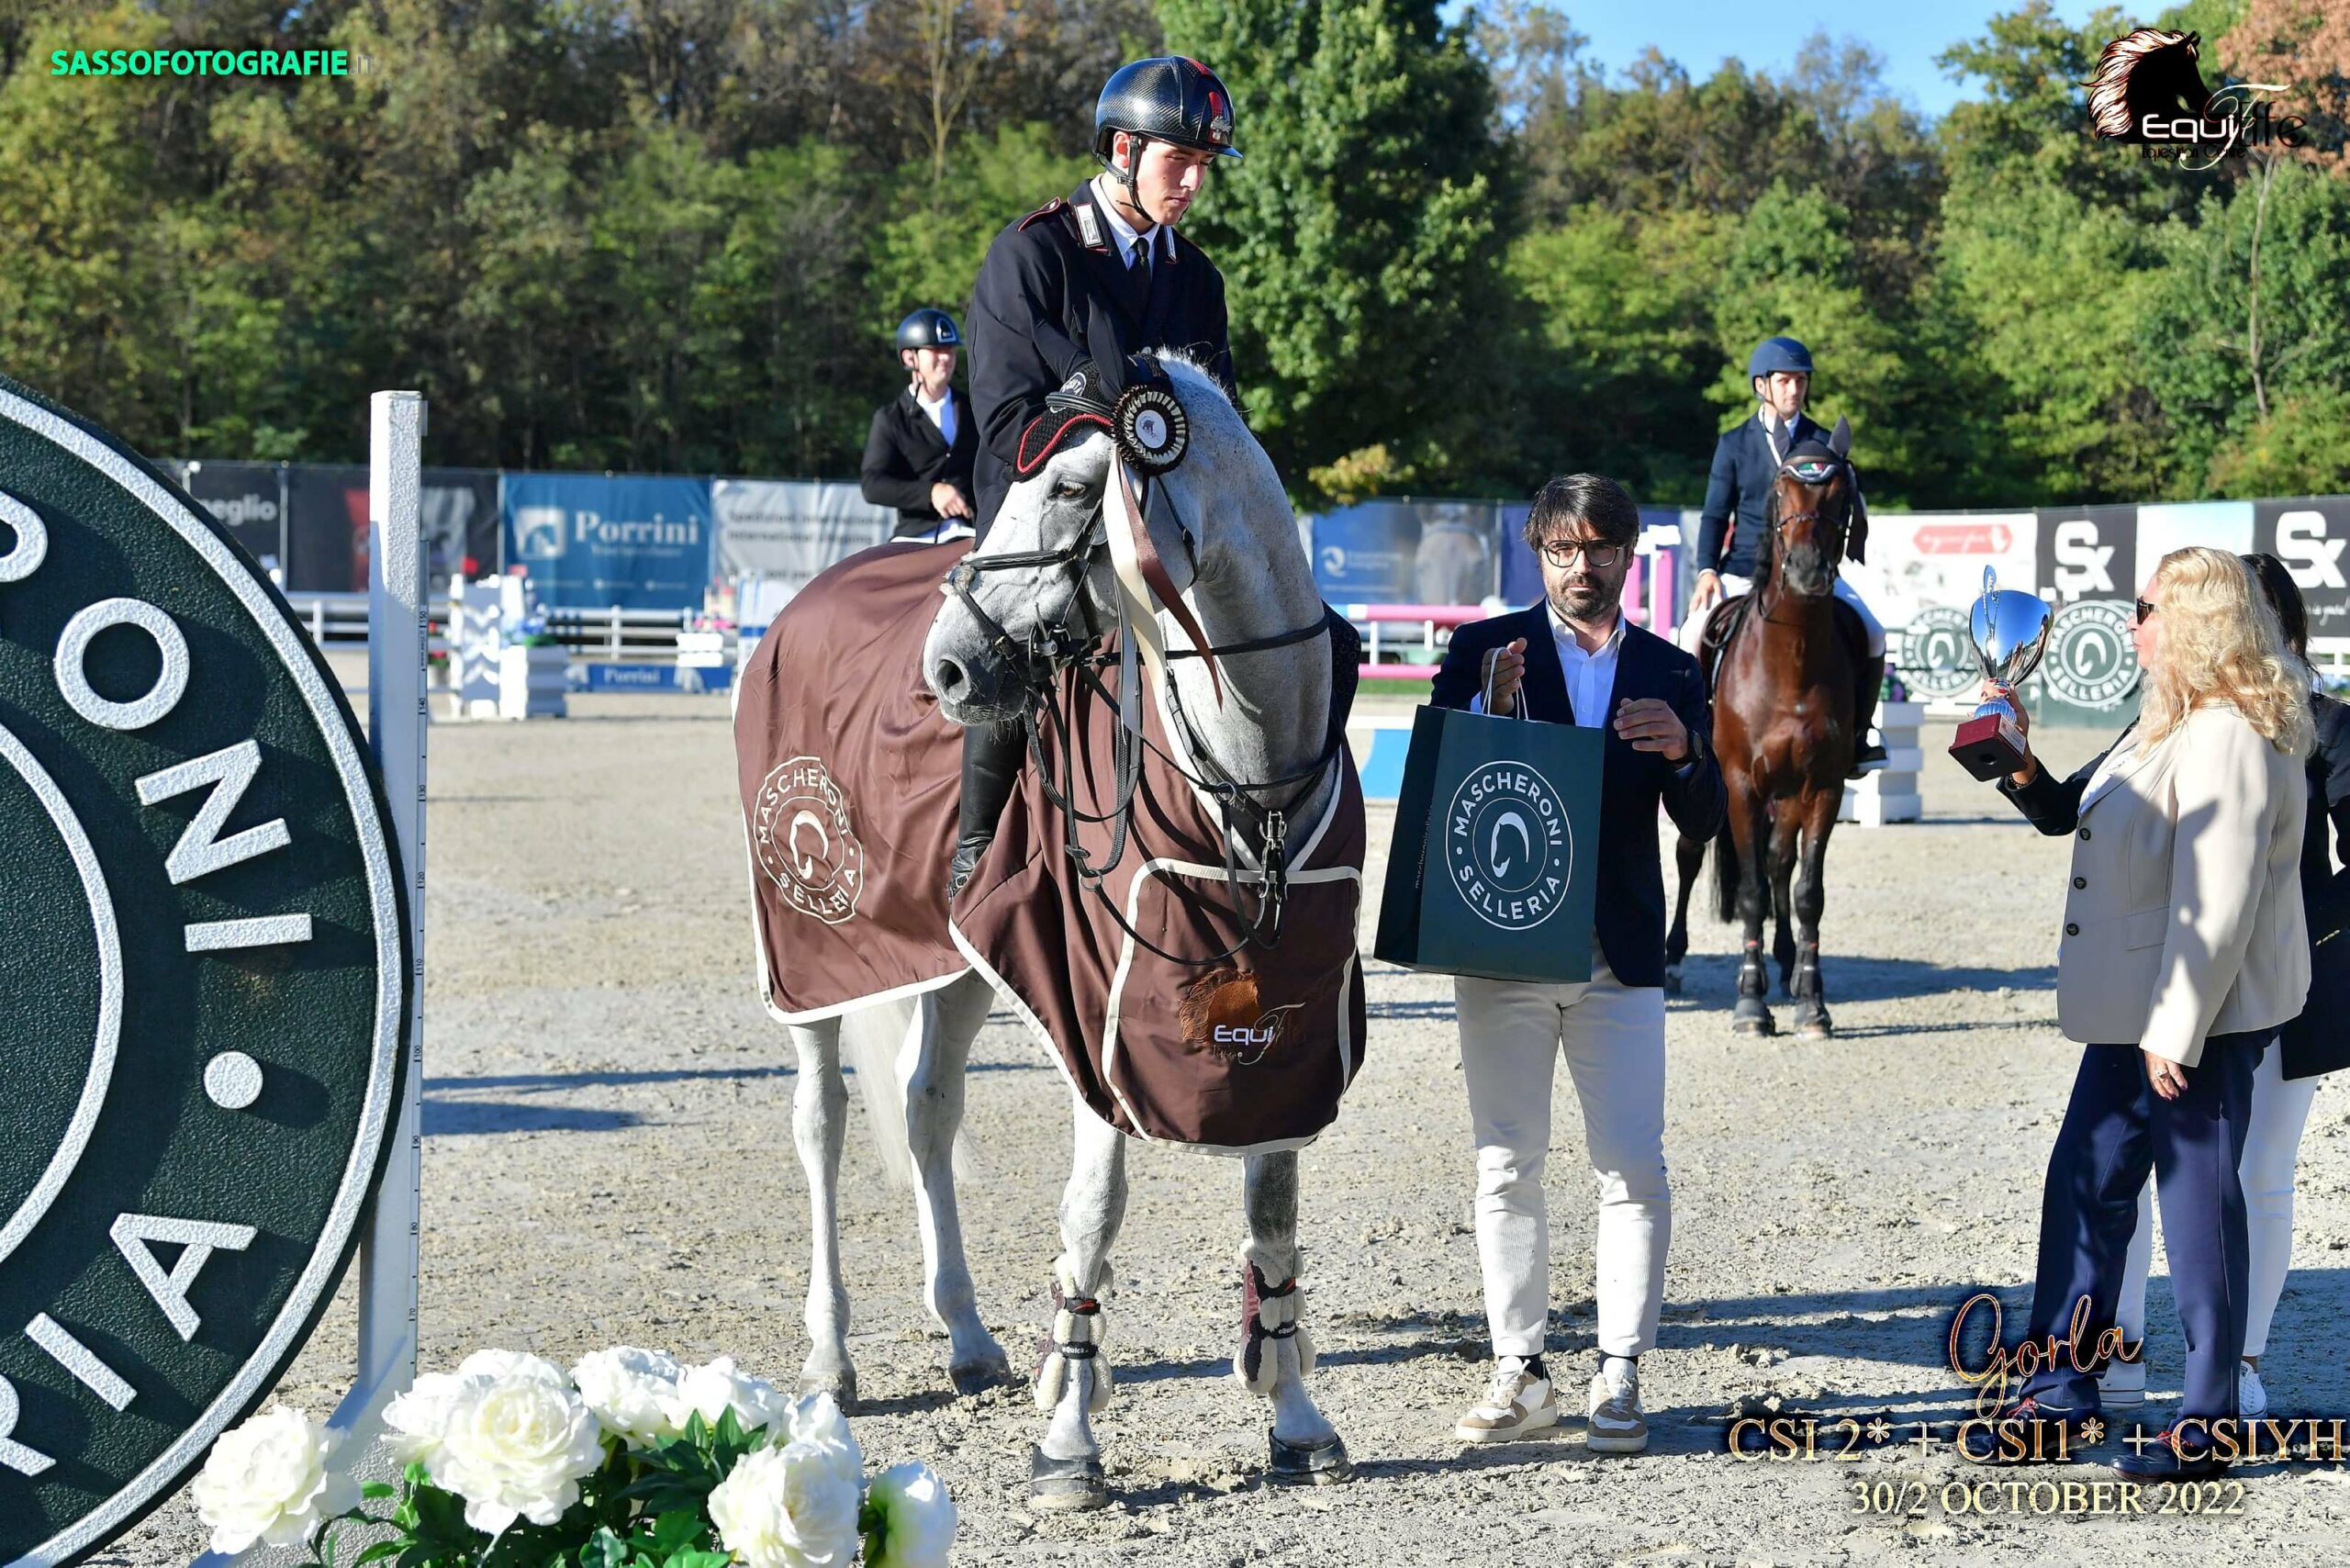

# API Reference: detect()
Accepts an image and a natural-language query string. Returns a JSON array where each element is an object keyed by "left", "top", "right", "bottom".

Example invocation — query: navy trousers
[{"left": 2020, "top": 1032, "right": 2263, "bottom": 1422}]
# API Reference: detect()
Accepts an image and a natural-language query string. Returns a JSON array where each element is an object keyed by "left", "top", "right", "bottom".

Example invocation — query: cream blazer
[{"left": 2050, "top": 707, "right": 2308, "bottom": 1066}]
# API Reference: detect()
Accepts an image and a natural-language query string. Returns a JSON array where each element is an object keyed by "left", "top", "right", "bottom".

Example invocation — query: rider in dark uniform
[
  {"left": 947, "top": 55, "right": 1242, "bottom": 898},
  {"left": 1688, "top": 336, "right": 1888, "bottom": 776},
  {"left": 861, "top": 308, "right": 979, "bottom": 542}
]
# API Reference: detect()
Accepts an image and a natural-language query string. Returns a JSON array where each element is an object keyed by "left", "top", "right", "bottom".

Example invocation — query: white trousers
[
  {"left": 1677, "top": 573, "right": 1886, "bottom": 657},
  {"left": 1455, "top": 958, "right": 1670, "bottom": 1360},
  {"left": 2117, "top": 1043, "right": 2323, "bottom": 1357}
]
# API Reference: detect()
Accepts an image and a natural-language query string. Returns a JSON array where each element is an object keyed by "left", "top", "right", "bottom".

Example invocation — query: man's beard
[{"left": 1553, "top": 578, "right": 1620, "bottom": 622}]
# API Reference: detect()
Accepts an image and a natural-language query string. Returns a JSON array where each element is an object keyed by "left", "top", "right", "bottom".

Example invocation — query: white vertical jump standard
[
  {"left": 1839, "top": 699, "right": 1924, "bottom": 825},
  {"left": 193, "top": 391, "right": 428, "bottom": 1565}
]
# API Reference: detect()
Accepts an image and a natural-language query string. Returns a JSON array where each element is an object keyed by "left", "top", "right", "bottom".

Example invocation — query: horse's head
[
  {"left": 1762, "top": 416, "right": 1864, "bottom": 599},
  {"left": 2087, "top": 28, "right": 2210, "bottom": 138},
  {"left": 924, "top": 355, "right": 1251, "bottom": 725}
]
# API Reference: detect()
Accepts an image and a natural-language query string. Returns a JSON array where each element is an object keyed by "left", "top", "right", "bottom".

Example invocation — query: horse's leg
[
  {"left": 1769, "top": 805, "right": 1800, "bottom": 1000},
  {"left": 1729, "top": 789, "right": 1776, "bottom": 1036},
  {"left": 904, "top": 974, "right": 1011, "bottom": 1394},
  {"left": 1030, "top": 1100, "right": 1127, "bottom": 1511},
  {"left": 1238, "top": 1150, "right": 1352, "bottom": 1484},
  {"left": 1792, "top": 790, "right": 1839, "bottom": 1039},
  {"left": 789, "top": 1016, "right": 856, "bottom": 1405},
  {"left": 1663, "top": 833, "right": 1706, "bottom": 996}
]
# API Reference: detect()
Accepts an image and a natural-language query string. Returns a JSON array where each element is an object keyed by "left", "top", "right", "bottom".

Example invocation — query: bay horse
[
  {"left": 1663, "top": 419, "right": 1866, "bottom": 1038},
  {"left": 738, "top": 353, "right": 1357, "bottom": 1511}
]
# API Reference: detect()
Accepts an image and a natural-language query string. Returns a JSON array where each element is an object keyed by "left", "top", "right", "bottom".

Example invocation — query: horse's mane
[
  {"left": 2087, "top": 28, "right": 2194, "bottom": 138},
  {"left": 1153, "top": 349, "right": 1240, "bottom": 414}
]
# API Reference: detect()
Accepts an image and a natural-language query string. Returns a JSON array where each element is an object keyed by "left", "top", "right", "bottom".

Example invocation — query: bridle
[
  {"left": 940, "top": 391, "right": 1342, "bottom": 966},
  {"left": 1754, "top": 450, "right": 1859, "bottom": 623}
]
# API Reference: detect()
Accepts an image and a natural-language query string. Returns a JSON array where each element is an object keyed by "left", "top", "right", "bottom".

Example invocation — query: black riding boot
[
  {"left": 947, "top": 720, "right": 1024, "bottom": 902},
  {"left": 1849, "top": 655, "right": 1887, "bottom": 778}
]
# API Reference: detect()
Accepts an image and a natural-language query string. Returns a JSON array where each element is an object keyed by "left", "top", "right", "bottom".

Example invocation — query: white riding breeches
[{"left": 1678, "top": 573, "right": 1886, "bottom": 658}]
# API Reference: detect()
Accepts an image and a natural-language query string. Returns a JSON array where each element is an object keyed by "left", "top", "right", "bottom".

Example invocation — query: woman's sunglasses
[{"left": 2133, "top": 598, "right": 2159, "bottom": 623}]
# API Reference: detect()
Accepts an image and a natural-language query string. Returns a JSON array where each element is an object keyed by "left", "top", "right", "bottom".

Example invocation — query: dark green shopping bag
[{"left": 1373, "top": 703, "right": 1603, "bottom": 983}]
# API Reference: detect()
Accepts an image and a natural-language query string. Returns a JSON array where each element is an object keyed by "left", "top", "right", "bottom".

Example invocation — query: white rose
[
  {"left": 188, "top": 1406, "right": 359, "bottom": 1554},
  {"left": 383, "top": 1371, "right": 468, "bottom": 1468},
  {"left": 707, "top": 1440, "right": 864, "bottom": 1568},
  {"left": 455, "top": 1349, "right": 567, "bottom": 1387},
  {"left": 669, "top": 1355, "right": 791, "bottom": 1437},
  {"left": 862, "top": 1462, "right": 957, "bottom": 1568},
  {"left": 431, "top": 1371, "right": 606, "bottom": 1534},
  {"left": 571, "top": 1346, "right": 684, "bottom": 1449}
]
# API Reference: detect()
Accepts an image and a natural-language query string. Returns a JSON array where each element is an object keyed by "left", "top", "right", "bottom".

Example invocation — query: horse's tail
[
  {"left": 839, "top": 996, "right": 984, "bottom": 1191},
  {"left": 1711, "top": 818, "right": 1739, "bottom": 924}
]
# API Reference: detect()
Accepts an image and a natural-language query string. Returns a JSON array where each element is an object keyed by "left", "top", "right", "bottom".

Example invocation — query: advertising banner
[
  {"left": 711, "top": 479, "right": 893, "bottom": 622},
  {"left": 2256, "top": 497, "right": 2350, "bottom": 644},
  {"left": 1313, "top": 500, "right": 1500, "bottom": 606},
  {"left": 503, "top": 473, "right": 714, "bottom": 610},
  {"left": 423, "top": 468, "right": 504, "bottom": 588},
  {"left": 285, "top": 464, "right": 368, "bottom": 591},
  {"left": 177, "top": 460, "right": 286, "bottom": 577}
]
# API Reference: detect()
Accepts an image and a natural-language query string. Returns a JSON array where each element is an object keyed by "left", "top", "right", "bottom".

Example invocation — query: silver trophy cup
[{"left": 1950, "top": 566, "right": 2056, "bottom": 781}]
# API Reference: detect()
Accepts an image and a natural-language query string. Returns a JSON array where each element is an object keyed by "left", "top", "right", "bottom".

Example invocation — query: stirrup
[{"left": 1848, "top": 743, "right": 1888, "bottom": 778}]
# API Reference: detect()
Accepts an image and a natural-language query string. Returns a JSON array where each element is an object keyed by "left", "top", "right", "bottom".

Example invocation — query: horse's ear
[{"left": 1829, "top": 416, "right": 1852, "bottom": 458}]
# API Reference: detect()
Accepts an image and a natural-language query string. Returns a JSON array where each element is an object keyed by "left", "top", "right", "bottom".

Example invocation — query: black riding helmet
[
  {"left": 896, "top": 308, "right": 961, "bottom": 353},
  {"left": 1094, "top": 57, "right": 1242, "bottom": 199}
]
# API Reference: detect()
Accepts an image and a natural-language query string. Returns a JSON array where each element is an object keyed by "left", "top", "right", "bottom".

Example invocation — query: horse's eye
[{"left": 1052, "top": 477, "right": 1090, "bottom": 501}]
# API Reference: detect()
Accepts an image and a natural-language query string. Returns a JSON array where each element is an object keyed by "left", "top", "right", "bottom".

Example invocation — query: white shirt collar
[
  {"left": 1546, "top": 602, "right": 1625, "bottom": 656},
  {"left": 914, "top": 386, "right": 951, "bottom": 416},
  {"left": 1089, "top": 175, "right": 1168, "bottom": 267}
]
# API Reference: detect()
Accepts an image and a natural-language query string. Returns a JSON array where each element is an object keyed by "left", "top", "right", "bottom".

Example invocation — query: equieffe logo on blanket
[
  {"left": 0, "top": 374, "right": 406, "bottom": 1565},
  {"left": 1444, "top": 760, "right": 1573, "bottom": 931},
  {"left": 753, "top": 755, "right": 868, "bottom": 925}
]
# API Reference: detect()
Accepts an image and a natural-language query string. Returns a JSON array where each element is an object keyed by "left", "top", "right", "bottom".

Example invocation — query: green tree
[{"left": 1156, "top": 0, "right": 1514, "bottom": 501}]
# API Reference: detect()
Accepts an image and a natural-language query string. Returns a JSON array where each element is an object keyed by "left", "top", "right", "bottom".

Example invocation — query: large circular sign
[
  {"left": 1444, "top": 761, "right": 1573, "bottom": 931},
  {"left": 0, "top": 374, "right": 405, "bottom": 1564},
  {"left": 1897, "top": 605, "right": 1980, "bottom": 701},
  {"left": 2044, "top": 599, "right": 2141, "bottom": 710}
]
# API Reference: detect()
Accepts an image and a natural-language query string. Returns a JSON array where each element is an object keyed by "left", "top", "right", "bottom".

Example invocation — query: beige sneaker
[
  {"left": 1455, "top": 1357, "right": 1559, "bottom": 1443},
  {"left": 1586, "top": 1356, "right": 1648, "bottom": 1453}
]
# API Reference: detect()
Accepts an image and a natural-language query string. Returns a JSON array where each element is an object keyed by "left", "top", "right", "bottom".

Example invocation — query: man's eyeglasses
[
  {"left": 1538, "top": 538, "right": 1624, "bottom": 569},
  {"left": 2133, "top": 599, "right": 2159, "bottom": 624}
]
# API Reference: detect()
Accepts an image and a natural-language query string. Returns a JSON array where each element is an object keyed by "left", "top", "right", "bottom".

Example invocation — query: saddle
[{"left": 1695, "top": 589, "right": 1869, "bottom": 694}]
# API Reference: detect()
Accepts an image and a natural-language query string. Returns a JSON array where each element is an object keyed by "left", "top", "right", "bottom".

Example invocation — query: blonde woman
[
  {"left": 2102, "top": 554, "right": 2350, "bottom": 1418},
  {"left": 1984, "top": 547, "right": 2312, "bottom": 1480}
]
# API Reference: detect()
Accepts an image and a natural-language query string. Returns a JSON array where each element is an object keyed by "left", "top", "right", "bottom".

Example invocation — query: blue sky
[{"left": 1462, "top": 1, "right": 2111, "bottom": 118}]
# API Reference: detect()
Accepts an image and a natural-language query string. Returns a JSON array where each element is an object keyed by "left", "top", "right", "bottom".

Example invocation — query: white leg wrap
[
  {"left": 1235, "top": 1249, "right": 1309, "bottom": 1396},
  {"left": 1035, "top": 1256, "right": 1114, "bottom": 1413}
]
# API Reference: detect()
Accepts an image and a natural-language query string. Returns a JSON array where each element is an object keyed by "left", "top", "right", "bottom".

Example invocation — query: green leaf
[
  {"left": 650, "top": 1513, "right": 704, "bottom": 1554},
  {"left": 580, "top": 1528, "right": 629, "bottom": 1568},
  {"left": 352, "top": 1542, "right": 408, "bottom": 1567},
  {"left": 363, "top": 1482, "right": 398, "bottom": 1499}
]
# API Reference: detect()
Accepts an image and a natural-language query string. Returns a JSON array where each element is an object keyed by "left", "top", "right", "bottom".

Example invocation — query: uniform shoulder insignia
[{"left": 1017, "top": 198, "right": 1068, "bottom": 231}]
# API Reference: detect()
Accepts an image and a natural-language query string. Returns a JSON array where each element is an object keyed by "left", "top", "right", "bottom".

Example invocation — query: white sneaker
[
  {"left": 1585, "top": 1355, "right": 1649, "bottom": 1454},
  {"left": 2099, "top": 1354, "right": 2147, "bottom": 1408},
  {"left": 2238, "top": 1361, "right": 2268, "bottom": 1418},
  {"left": 1455, "top": 1357, "right": 1559, "bottom": 1443}
]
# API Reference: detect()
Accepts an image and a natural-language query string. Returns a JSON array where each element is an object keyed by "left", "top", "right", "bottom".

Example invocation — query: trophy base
[{"left": 1951, "top": 712, "right": 2028, "bottom": 782}]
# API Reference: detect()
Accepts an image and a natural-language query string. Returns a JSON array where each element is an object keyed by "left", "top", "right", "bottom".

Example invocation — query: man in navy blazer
[
  {"left": 1429, "top": 474, "right": 1726, "bottom": 1457},
  {"left": 1684, "top": 336, "right": 1888, "bottom": 774}
]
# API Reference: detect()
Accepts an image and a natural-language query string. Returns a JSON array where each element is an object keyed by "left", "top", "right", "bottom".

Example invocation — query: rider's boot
[
  {"left": 1849, "top": 655, "right": 1888, "bottom": 778},
  {"left": 947, "top": 720, "right": 1024, "bottom": 902}
]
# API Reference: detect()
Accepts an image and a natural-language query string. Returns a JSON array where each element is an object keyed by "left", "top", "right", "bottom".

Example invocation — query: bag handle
[{"left": 1481, "top": 644, "right": 1524, "bottom": 722}]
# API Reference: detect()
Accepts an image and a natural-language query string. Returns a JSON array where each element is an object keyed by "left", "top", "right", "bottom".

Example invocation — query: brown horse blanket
[
  {"left": 737, "top": 538, "right": 1368, "bottom": 1153},
  {"left": 736, "top": 539, "right": 972, "bottom": 1021},
  {"left": 952, "top": 651, "right": 1368, "bottom": 1155}
]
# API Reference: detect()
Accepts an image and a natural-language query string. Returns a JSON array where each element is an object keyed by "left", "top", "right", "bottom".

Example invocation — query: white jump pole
[
  {"left": 352, "top": 389, "right": 428, "bottom": 1428},
  {"left": 195, "top": 393, "right": 428, "bottom": 1564}
]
